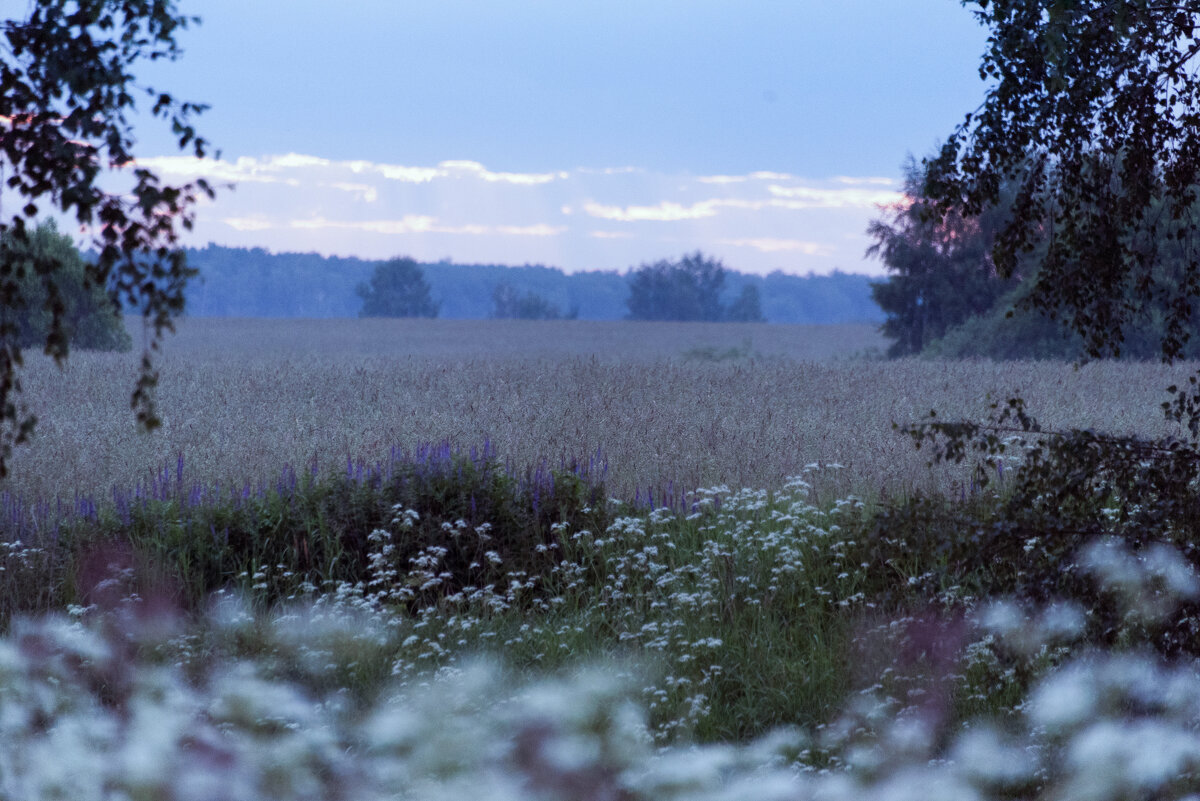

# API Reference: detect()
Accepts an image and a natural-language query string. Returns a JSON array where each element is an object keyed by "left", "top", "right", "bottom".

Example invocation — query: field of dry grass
[
  {"left": 7, "top": 316, "right": 1192, "bottom": 507},
  {"left": 143, "top": 316, "right": 891, "bottom": 362}
]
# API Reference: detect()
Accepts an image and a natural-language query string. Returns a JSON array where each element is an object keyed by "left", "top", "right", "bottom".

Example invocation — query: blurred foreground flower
[{"left": 0, "top": 537, "right": 1199, "bottom": 799}]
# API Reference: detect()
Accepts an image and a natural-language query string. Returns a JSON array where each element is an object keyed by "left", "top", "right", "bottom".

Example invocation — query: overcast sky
[{"left": 131, "top": 1, "right": 990, "bottom": 276}]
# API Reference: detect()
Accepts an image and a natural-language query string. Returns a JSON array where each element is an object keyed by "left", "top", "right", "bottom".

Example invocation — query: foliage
[
  {"left": 890, "top": 5, "right": 1200, "bottom": 678},
  {"left": 723, "top": 284, "right": 765, "bottom": 322},
  {"left": 890, "top": 3, "right": 1200, "bottom": 678},
  {"left": 0, "top": 0, "right": 215, "bottom": 475},
  {"left": 922, "top": 276, "right": 1086, "bottom": 360},
  {"left": 867, "top": 158, "right": 1019, "bottom": 357},
  {"left": 490, "top": 281, "right": 577, "bottom": 320},
  {"left": 925, "top": 1, "right": 1200, "bottom": 364},
  {"left": 625, "top": 252, "right": 765, "bottom": 323},
  {"left": 0, "top": 463, "right": 871, "bottom": 739},
  {"left": 925, "top": 264, "right": 1200, "bottom": 361},
  {"left": 0, "top": 220, "right": 131, "bottom": 352},
  {"left": 26, "top": 442, "right": 1200, "bottom": 749},
  {"left": 4, "top": 444, "right": 613, "bottom": 620},
  {"left": 882, "top": 169, "right": 1200, "bottom": 360},
  {"left": 884, "top": 393, "right": 1200, "bottom": 660},
  {"left": 625, "top": 252, "right": 726, "bottom": 322},
  {"left": 356, "top": 256, "right": 439, "bottom": 318},
  {"left": 4, "top": 491, "right": 1200, "bottom": 799}
]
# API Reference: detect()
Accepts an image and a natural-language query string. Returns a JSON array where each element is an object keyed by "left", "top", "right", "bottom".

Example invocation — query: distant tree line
[
  {"left": 179, "top": 244, "right": 885, "bottom": 324},
  {"left": 360, "top": 250, "right": 763, "bottom": 322}
]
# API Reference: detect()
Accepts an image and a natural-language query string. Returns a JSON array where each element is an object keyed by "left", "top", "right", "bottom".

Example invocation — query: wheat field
[{"left": 7, "top": 316, "right": 1190, "bottom": 508}]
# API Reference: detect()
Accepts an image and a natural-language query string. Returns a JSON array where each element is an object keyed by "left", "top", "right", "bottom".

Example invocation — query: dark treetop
[{"left": 926, "top": 1, "right": 1200, "bottom": 362}]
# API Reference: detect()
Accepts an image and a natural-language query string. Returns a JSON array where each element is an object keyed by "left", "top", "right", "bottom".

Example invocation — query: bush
[
  {"left": 868, "top": 395, "right": 1200, "bottom": 660},
  {"left": 0, "top": 444, "right": 614, "bottom": 624},
  {"left": 490, "top": 282, "right": 577, "bottom": 320},
  {"left": 925, "top": 263, "right": 1200, "bottom": 361},
  {"left": 0, "top": 220, "right": 131, "bottom": 352},
  {"left": 923, "top": 280, "right": 1085, "bottom": 360}
]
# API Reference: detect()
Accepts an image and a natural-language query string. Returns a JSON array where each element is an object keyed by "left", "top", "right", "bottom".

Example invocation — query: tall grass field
[
  {"left": 11, "top": 317, "right": 1189, "bottom": 505},
  {"left": 1, "top": 317, "right": 1198, "bottom": 800}
]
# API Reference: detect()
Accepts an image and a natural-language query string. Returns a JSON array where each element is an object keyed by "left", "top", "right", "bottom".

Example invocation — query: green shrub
[
  {"left": 0, "top": 220, "right": 131, "bottom": 352},
  {"left": 925, "top": 265, "right": 1200, "bottom": 361},
  {"left": 923, "top": 281, "right": 1085, "bottom": 360},
  {"left": 0, "top": 446, "right": 613, "bottom": 626},
  {"left": 870, "top": 395, "right": 1200, "bottom": 660}
]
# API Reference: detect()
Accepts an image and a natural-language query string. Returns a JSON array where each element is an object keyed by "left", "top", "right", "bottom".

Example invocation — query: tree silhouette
[
  {"left": 723, "top": 285, "right": 766, "bottom": 323},
  {"left": 925, "top": 1, "right": 1200, "bottom": 363},
  {"left": 0, "top": 0, "right": 215, "bottom": 474},
  {"left": 357, "top": 257, "right": 439, "bottom": 318},
  {"left": 867, "top": 158, "right": 1018, "bottom": 356},
  {"left": 626, "top": 252, "right": 732, "bottom": 322}
]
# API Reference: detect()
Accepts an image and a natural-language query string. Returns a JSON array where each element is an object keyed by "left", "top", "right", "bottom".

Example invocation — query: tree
[
  {"left": 885, "top": 2, "right": 1200, "bottom": 670},
  {"left": 3, "top": 220, "right": 132, "bottom": 352},
  {"left": 867, "top": 158, "right": 1018, "bottom": 356},
  {"left": 723, "top": 284, "right": 766, "bottom": 323},
  {"left": 489, "top": 282, "right": 577, "bottom": 320},
  {"left": 357, "top": 257, "right": 439, "bottom": 318},
  {"left": 625, "top": 252, "right": 730, "bottom": 322},
  {"left": 0, "top": 0, "right": 214, "bottom": 474},
  {"left": 924, "top": 222, "right": 1200, "bottom": 360},
  {"left": 925, "top": 1, "right": 1200, "bottom": 363}
]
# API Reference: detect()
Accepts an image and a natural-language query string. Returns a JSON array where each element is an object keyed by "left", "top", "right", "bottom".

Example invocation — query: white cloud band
[{"left": 136, "top": 150, "right": 897, "bottom": 275}]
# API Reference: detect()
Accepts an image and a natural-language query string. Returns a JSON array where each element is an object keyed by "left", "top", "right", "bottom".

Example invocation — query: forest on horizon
[{"left": 181, "top": 244, "right": 885, "bottom": 324}]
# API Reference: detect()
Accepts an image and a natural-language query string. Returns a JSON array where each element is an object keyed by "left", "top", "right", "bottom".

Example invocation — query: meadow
[
  {"left": 2, "top": 317, "right": 1199, "bottom": 799},
  {"left": 9, "top": 317, "right": 1191, "bottom": 509}
]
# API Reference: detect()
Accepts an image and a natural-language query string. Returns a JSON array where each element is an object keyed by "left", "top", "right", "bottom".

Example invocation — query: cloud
[
  {"left": 281, "top": 216, "right": 563, "bottom": 237},
  {"left": 718, "top": 237, "right": 832, "bottom": 255},
  {"left": 581, "top": 184, "right": 903, "bottom": 225},
  {"left": 133, "top": 155, "right": 289, "bottom": 185},
  {"left": 135, "top": 153, "right": 566, "bottom": 188},
  {"left": 439, "top": 160, "right": 567, "bottom": 185},
  {"left": 583, "top": 200, "right": 720, "bottom": 221},
  {"left": 581, "top": 188, "right": 901, "bottom": 223},
  {"left": 289, "top": 216, "right": 438, "bottom": 234},
  {"left": 494, "top": 224, "right": 565, "bottom": 236},
  {"left": 697, "top": 170, "right": 793, "bottom": 184},
  {"left": 327, "top": 182, "right": 379, "bottom": 202},
  {"left": 765, "top": 184, "right": 904, "bottom": 208},
  {"left": 269, "top": 153, "right": 331, "bottom": 169},
  {"left": 150, "top": 149, "right": 898, "bottom": 275},
  {"left": 576, "top": 166, "right": 643, "bottom": 175},
  {"left": 832, "top": 176, "right": 895, "bottom": 186},
  {"left": 222, "top": 216, "right": 274, "bottom": 232},
  {"left": 369, "top": 163, "right": 444, "bottom": 183}
]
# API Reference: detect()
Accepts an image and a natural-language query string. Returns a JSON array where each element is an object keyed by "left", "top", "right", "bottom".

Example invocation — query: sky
[{"left": 128, "top": 1, "right": 991, "bottom": 276}]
